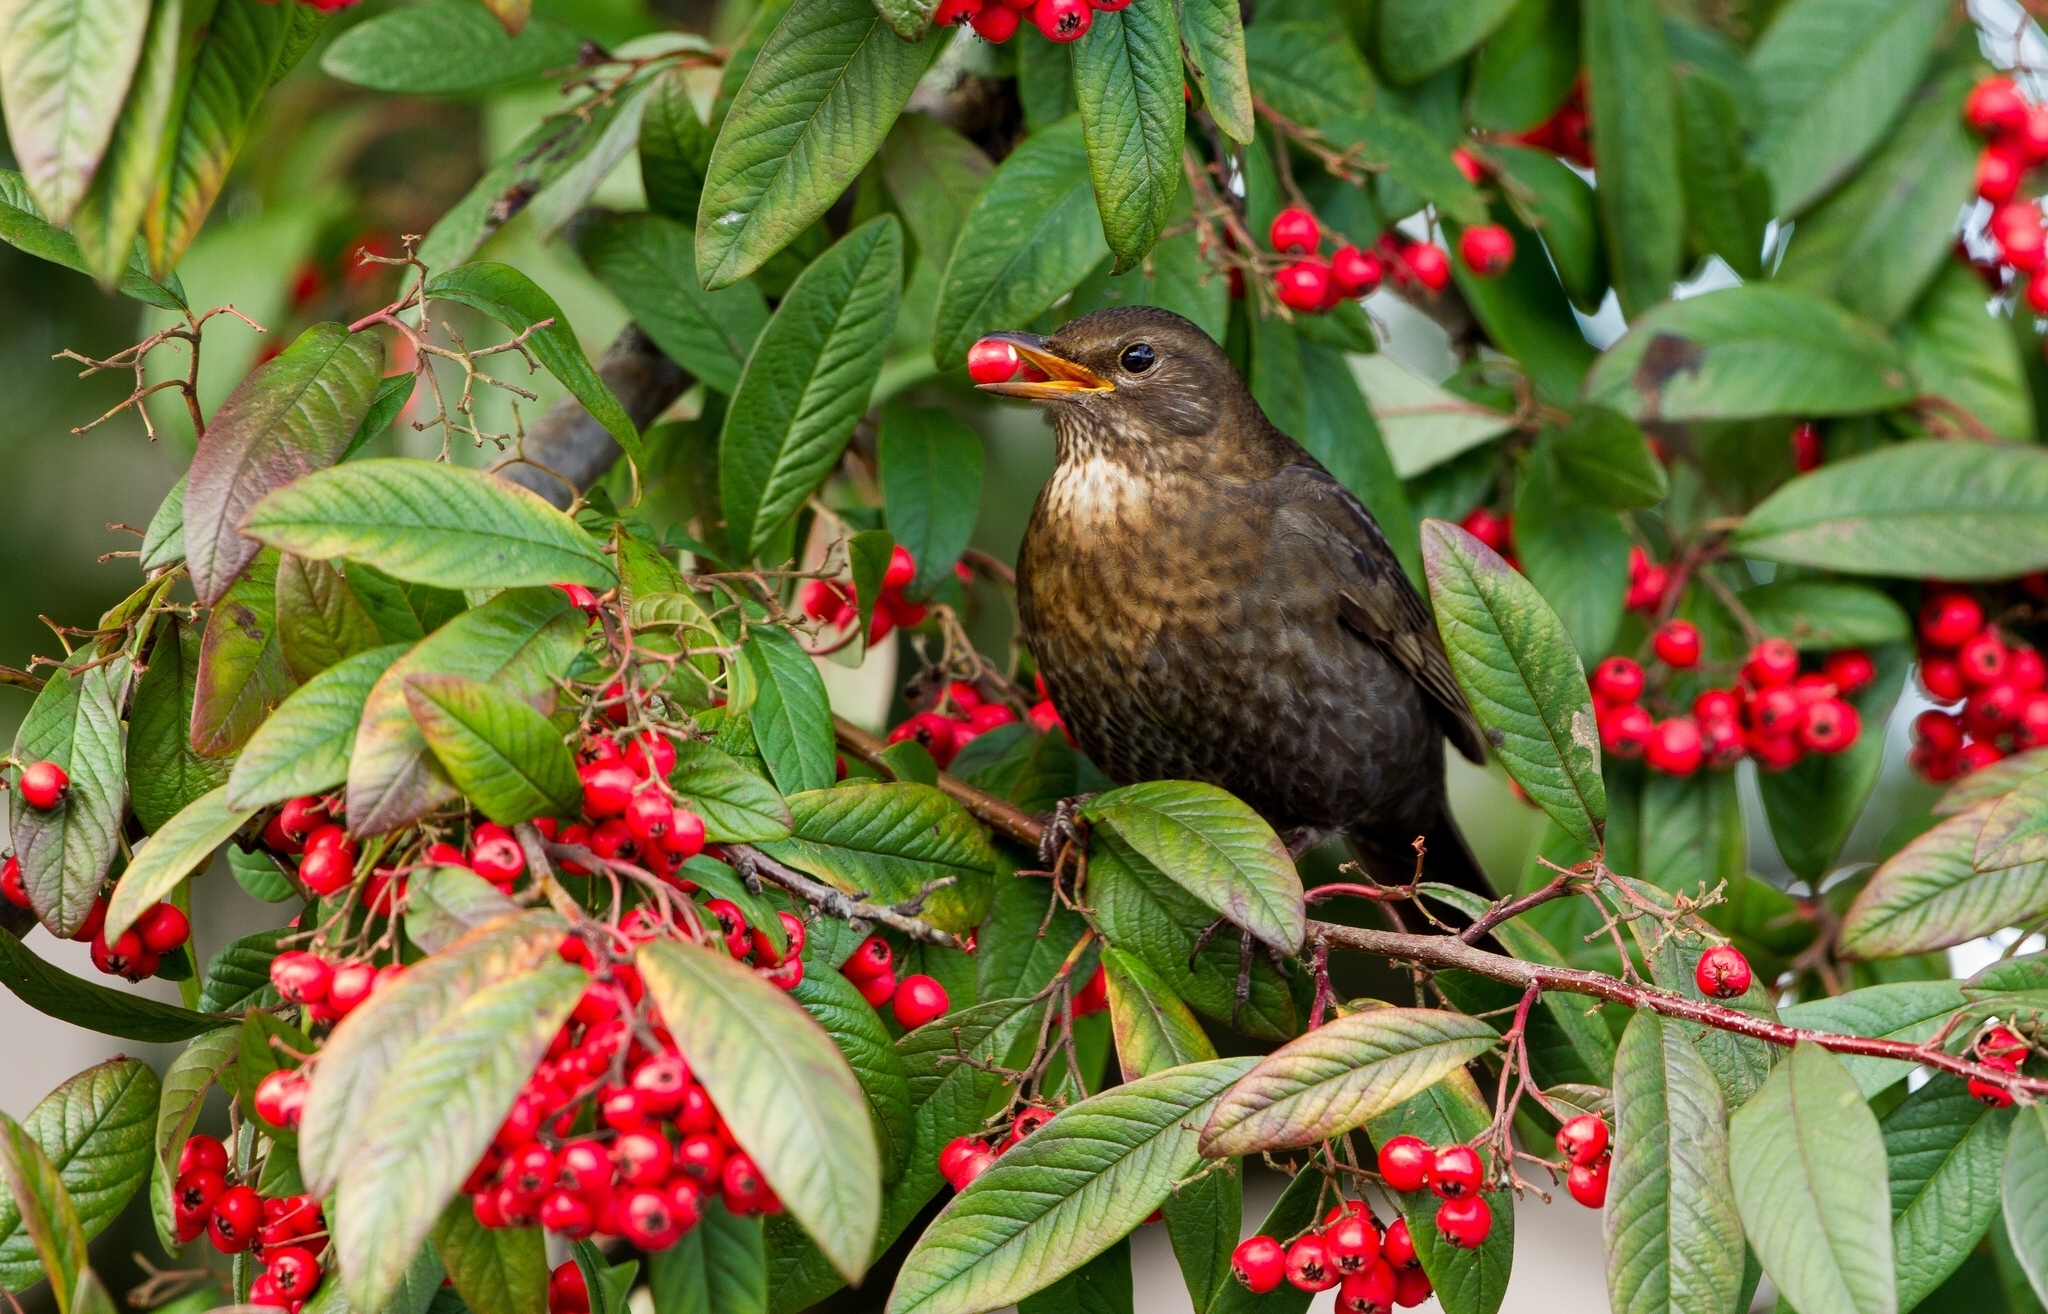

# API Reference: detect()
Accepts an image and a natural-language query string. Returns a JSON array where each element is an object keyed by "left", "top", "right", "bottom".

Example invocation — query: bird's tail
[{"left": 1346, "top": 805, "right": 1496, "bottom": 899}]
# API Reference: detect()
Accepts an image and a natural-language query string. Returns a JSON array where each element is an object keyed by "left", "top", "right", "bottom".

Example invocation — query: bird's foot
[
  {"left": 1284, "top": 826, "right": 1331, "bottom": 862},
  {"left": 1191, "top": 916, "right": 1293, "bottom": 1027},
  {"left": 1037, "top": 795, "right": 1094, "bottom": 874}
]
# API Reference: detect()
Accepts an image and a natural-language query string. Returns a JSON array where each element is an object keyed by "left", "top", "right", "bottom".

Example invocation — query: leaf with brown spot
[{"left": 192, "top": 549, "right": 295, "bottom": 758}]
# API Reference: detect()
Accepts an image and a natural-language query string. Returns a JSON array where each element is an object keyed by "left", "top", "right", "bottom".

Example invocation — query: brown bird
[{"left": 982, "top": 305, "right": 1492, "bottom": 895}]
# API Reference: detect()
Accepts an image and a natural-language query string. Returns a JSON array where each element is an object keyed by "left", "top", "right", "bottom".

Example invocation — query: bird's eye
[{"left": 1120, "top": 343, "right": 1156, "bottom": 374}]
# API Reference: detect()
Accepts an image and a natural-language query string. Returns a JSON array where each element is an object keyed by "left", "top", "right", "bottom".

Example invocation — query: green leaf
[
  {"left": 1422, "top": 518, "right": 1604, "bottom": 849},
  {"left": 1198, "top": 1008, "right": 1495, "bottom": 1155},
  {"left": 1243, "top": 24, "right": 1374, "bottom": 130},
  {"left": 44, "top": 0, "right": 173, "bottom": 284},
  {"left": 129, "top": 615, "right": 232, "bottom": 833},
  {"left": 417, "top": 95, "right": 628, "bottom": 270},
  {"left": 887, "top": 1058, "right": 1255, "bottom": 1314},
  {"left": 432, "top": 1201, "right": 547, "bottom": 1314},
  {"left": 1639, "top": 766, "right": 1744, "bottom": 896},
  {"left": 720, "top": 216, "right": 902, "bottom": 556},
  {"left": 1841, "top": 802, "right": 2048, "bottom": 959},
  {"left": 1101, "top": 946, "right": 1216, "bottom": 1082},
  {"left": 1080, "top": 780, "right": 1303, "bottom": 955},
  {"left": 639, "top": 938, "right": 882, "bottom": 1285},
  {"left": 1448, "top": 207, "right": 1598, "bottom": 406},
  {"left": 277, "top": 554, "right": 383, "bottom": 683},
  {"left": 1016, "top": 1241, "right": 1132, "bottom": 1314},
  {"left": 1176, "top": 0, "right": 1251, "bottom": 141},
  {"left": 149, "top": 1028, "right": 236, "bottom": 1251},
  {"left": 319, "top": 1, "right": 580, "bottom": 92},
  {"left": 103, "top": 786, "right": 254, "bottom": 945},
  {"left": 406, "top": 866, "right": 520, "bottom": 956},
  {"left": 349, "top": 562, "right": 466, "bottom": 645},
  {"left": 0, "top": 928, "right": 233, "bottom": 1041},
  {"left": 1975, "top": 770, "right": 2048, "bottom": 873},
  {"left": 668, "top": 740, "right": 791, "bottom": 842},
  {"left": 1675, "top": 68, "right": 1772, "bottom": 280},
  {"left": 1937, "top": 748, "right": 2048, "bottom": 817},
  {"left": 742, "top": 624, "right": 837, "bottom": 797},
  {"left": 404, "top": 674, "right": 580, "bottom": 825},
  {"left": 1364, "top": 1068, "right": 1514, "bottom": 1314},
  {"left": 1774, "top": 40, "right": 1978, "bottom": 327},
  {"left": 789, "top": 964, "right": 913, "bottom": 1182},
  {"left": 1903, "top": 261, "right": 2034, "bottom": 443},
  {"left": 2005, "top": 1106, "right": 2048, "bottom": 1309},
  {"left": 1487, "top": 144, "right": 1604, "bottom": 311},
  {"left": 0, "top": 1058, "right": 157, "bottom": 1294},
  {"left": 226, "top": 642, "right": 407, "bottom": 811},
  {"left": 695, "top": 0, "right": 935, "bottom": 288},
  {"left": 1885, "top": 1075, "right": 2012, "bottom": 1311},
  {"left": 1730, "top": 1042, "right": 1897, "bottom": 1314},
  {"left": 1470, "top": 0, "right": 1578, "bottom": 133},
  {"left": 1072, "top": 0, "right": 1183, "bottom": 268},
  {"left": 145, "top": 0, "right": 296, "bottom": 275},
  {"left": 1379, "top": 0, "right": 1515, "bottom": 82},
  {"left": 1356, "top": 353, "right": 1515, "bottom": 479},
  {"left": 184, "top": 323, "right": 384, "bottom": 606},
  {"left": 575, "top": 213, "right": 767, "bottom": 398},
  {"left": 0, "top": 0, "right": 151, "bottom": 227},
  {"left": 424, "top": 264, "right": 640, "bottom": 462},
  {"left": 1741, "top": 581, "right": 1912, "bottom": 650},
  {"left": 1512, "top": 451, "right": 1629, "bottom": 661},
  {"left": 140, "top": 472, "right": 186, "bottom": 571},
  {"left": 641, "top": 65, "right": 713, "bottom": 222},
  {"left": 878, "top": 113, "right": 992, "bottom": 268},
  {"left": 0, "top": 1113, "right": 87, "bottom": 1308},
  {"left": 1603, "top": 1011, "right": 1745, "bottom": 1314},
  {"left": 300, "top": 912, "right": 565, "bottom": 1196},
  {"left": 197, "top": 930, "right": 283, "bottom": 1013},
  {"left": 1583, "top": 285, "right": 1917, "bottom": 423},
  {"left": 932, "top": 116, "right": 1109, "bottom": 369},
  {"left": 228, "top": 843, "right": 295, "bottom": 902},
  {"left": 11, "top": 650, "right": 127, "bottom": 936},
  {"left": 1759, "top": 644, "right": 1908, "bottom": 882},
  {"left": 335, "top": 963, "right": 585, "bottom": 1314},
  {"left": 347, "top": 589, "right": 584, "bottom": 836},
  {"left": 192, "top": 550, "right": 294, "bottom": 758},
  {"left": 1778, "top": 981, "right": 1966, "bottom": 1098},
  {"left": 1061, "top": 184, "right": 1230, "bottom": 346},
  {"left": 651, "top": 1202, "right": 766, "bottom": 1314},
  {"left": 880, "top": 407, "right": 982, "bottom": 601},
  {"left": 1582, "top": 0, "right": 1682, "bottom": 316},
  {"left": 243, "top": 458, "right": 615, "bottom": 592},
  {"left": 1747, "top": 0, "right": 1948, "bottom": 217},
  {"left": 0, "top": 167, "right": 180, "bottom": 308},
  {"left": 1320, "top": 110, "right": 1486, "bottom": 226},
  {"left": 757, "top": 781, "right": 998, "bottom": 935},
  {"left": 1544, "top": 407, "right": 1668, "bottom": 511}
]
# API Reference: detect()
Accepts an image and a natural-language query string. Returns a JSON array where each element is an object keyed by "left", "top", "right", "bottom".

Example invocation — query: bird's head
[{"left": 973, "top": 306, "right": 1256, "bottom": 465}]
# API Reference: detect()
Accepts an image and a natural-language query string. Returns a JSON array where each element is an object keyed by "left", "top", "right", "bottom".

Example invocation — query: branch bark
[{"left": 490, "top": 323, "right": 692, "bottom": 508}]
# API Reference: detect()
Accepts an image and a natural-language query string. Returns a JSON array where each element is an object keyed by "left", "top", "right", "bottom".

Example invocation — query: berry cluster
[
  {"left": 1554, "top": 1114, "right": 1610, "bottom": 1209},
  {"left": 1966, "top": 1023, "right": 2032, "bottom": 1108},
  {"left": 1593, "top": 634, "right": 1870, "bottom": 775},
  {"left": 886, "top": 680, "right": 1021, "bottom": 768},
  {"left": 836, "top": 929, "right": 952, "bottom": 1025},
  {"left": 1262, "top": 205, "right": 1516, "bottom": 314},
  {"left": 267, "top": 950, "right": 403, "bottom": 1028},
  {"left": 0, "top": 858, "right": 190, "bottom": 980},
  {"left": 170, "top": 1134, "right": 329, "bottom": 1311},
  {"left": 555, "top": 731, "right": 709, "bottom": 885},
  {"left": 1507, "top": 78, "right": 1592, "bottom": 170},
  {"left": 800, "top": 546, "right": 932, "bottom": 647},
  {"left": 1229, "top": 1204, "right": 1436, "bottom": 1311},
  {"left": 1907, "top": 587, "right": 2048, "bottom": 781},
  {"left": 1962, "top": 77, "right": 2048, "bottom": 308},
  {"left": 933, "top": 0, "right": 1118, "bottom": 47},
  {"left": 1373, "top": 1137, "right": 1492, "bottom": 1248}
]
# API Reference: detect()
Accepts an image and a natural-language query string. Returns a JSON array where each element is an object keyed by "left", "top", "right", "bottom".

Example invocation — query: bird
[{"left": 979, "top": 304, "right": 1493, "bottom": 896}]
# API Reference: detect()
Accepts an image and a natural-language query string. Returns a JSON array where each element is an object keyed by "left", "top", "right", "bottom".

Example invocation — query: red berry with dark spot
[
  {"left": 1961, "top": 631, "right": 2010, "bottom": 687},
  {"left": 268, "top": 1246, "right": 321, "bottom": 1301},
  {"left": 625, "top": 790, "right": 675, "bottom": 845},
  {"left": 1567, "top": 1156, "right": 1609, "bottom": 1208},
  {"left": 19, "top": 760, "right": 67, "bottom": 810},
  {"left": 1556, "top": 1114, "right": 1608, "bottom": 1167},
  {"left": 1743, "top": 638, "right": 1800, "bottom": 688},
  {"left": 540, "top": 1191, "right": 595, "bottom": 1239},
  {"left": 1404, "top": 242, "right": 1451, "bottom": 292},
  {"left": 1694, "top": 944, "right": 1752, "bottom": 998},
  {"left": 180, "top": 1134, "right": 227, "bottom": 1176},
  {"left": 1285, "top": 1234, "right": 1340, "bottom": 1291},
  {"left": 612, "top": 1131, "right": 671, "bottom": 1188},
  {"left": 1592, "top": 656, "right": 1644, "bottom": 705},
  {"left": 1268, "top": 207, "right": 1320, "bottom": 254},
  {"left": 1457, "top": 224, "right": 1515, "bottom": 277},
  {"left": 893, "top": 974, "right": 950, "bottom": 1028},
  {"left": 1325, "top": 1214, "right": 1380, "bottom": 1273},
  {"left": 271, "top": 951, "right": 332, "bottom": 1004},
  {"left": 174, "top": 1168, "right": 225, "bottom": 1227},
  {"left": 620, "top": 1187, "right": 685, "bottom": 1249},
  {"left": 1921, "top": 592, "right": 1985, "bottom": 650},
  {"left": 1030, "top": 0, "right": 1091, "bottom": 39},
  {"left": 1377, "top": 1135, "right": 1430, "bottom": 1193},
  {"left": 1800, "top": 698, "right": 1859, "bottom": 754},
  {"left": 470, "top": 823, "right": 526, "bottom": 885},
  {"left": 209, "top": 1185, "right": 262, "bottom": 1252},
  {"left": 1435, "top": 1194, "right": 1492, "bottom": 1249},
  {"left": 1338, "top": 1260, "right": 1398, "bottom": 1313},
  {"left": 1331, "top": 245, "right": 1383, "bottom": 296},
  {"left": 1427, "top": 1144, "right": 1482, "bottom": 1199},
  {"left": 1600, "top": 704, "right": 1653, "bottom": 759},
  {"left": 1275, "top": 261, "right": 1333, "bottom": 312},
  {"left": 1653, "top": 620, "right": 1702, "bottom": 669},
  {"left": 1231, "top": 1236, "right": 1286, "bottom": 1293}
]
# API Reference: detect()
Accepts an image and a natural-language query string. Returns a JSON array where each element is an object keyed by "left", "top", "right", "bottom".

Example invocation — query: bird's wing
[{"left": 1269, "top": 464, "right": 1488, "bottom": 763}]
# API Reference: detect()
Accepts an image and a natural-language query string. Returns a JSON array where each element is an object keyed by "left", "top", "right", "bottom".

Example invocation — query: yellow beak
[{"left": 973, "top": 332, "right": 1113, "bottom": 399}]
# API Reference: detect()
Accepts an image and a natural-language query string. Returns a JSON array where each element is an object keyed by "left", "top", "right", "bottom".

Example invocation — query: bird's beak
[{"left": 974, "top": 332, "right": 1113, "bottom": 399}]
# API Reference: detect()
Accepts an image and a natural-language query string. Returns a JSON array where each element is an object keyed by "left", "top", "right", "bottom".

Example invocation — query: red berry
[
  {"left": 579, "top": 761, "right": 637, "bottom": 818},
  {"left": 1980, "top": 144, "right": 2026, "bottom": 203},
  {"left": 1567, "top": 1156, "right": 1609, "bottom": 1208},
  {"left": 619, "top": 1187, "right": 684, "bottom": 1250},
  {"left": 1823, "top": 649, "right": 1875, "bottom": 695},
  {"left": 2019, "top": 692, "right": 2048, "bottom": 746},
  {"left": 1653, "top": 620, "right": 1702, "bottom": 669},
  {"left": 1967, "top": 683, "right": 2022, "bottom": 738},
  {"left": 1005, "top": 1105, "right": 1054, "bottom": 1148},
  {"left": 1394, "top": 1266, "right": 1433, "bottom": 1307},
  {"left": 255, "top": 1068, "right": 308, "bottom": 1130},
  {"left": 550, "top": 1262, "right": 589, "bottom": 1314},
  {"left": 1275, "top": 260, "right": 1333, "bottom": 312},
  {"left": 506, "top": 1143, "right": 554, "bottom": 1199},
  {"left": 721, "top": 1151, "right": 767, "bottom": 1204},
  {"left": 1600, "top": 703, "right": 1653, "bottom": 759},
  {"left": 674, "top": 1133, "right": 727, "bottom": 1185},
  {"left": 18, "top": 760, "right": 67, "bottom": 810},
  {"left": 889, "top": 712, "right": 960, "bottom": 768},
  {"left": 845, "top": 936, "right": 893, "bottom": 983},
  {"left": 856, "top": 970, "right": 898, "bottom": 1009},
  {"left": 1800, "top": 698, "right": 1859, "bottom": 754},
  {"left": 1592, "top": 655, "right": 1645, "bottom": 705},
  {"left": 1790, "top": 421, "right": 1823, "bottom": 472},
  {"left": 1460, "top": 507, "right": 1511, "bottom": 553},
  {"left": 1922, "top": 591, "right": 1986, "bottom": 649},
  {"left": 1285, "top": 1234, "right": 1339, "bottom": 1292},
  {"left": 1920, "top": 657, "right": 1967, "bottom": 704},
  {"left": 210, "top": 1185, "right": 262, "bottom": 1252},
  {"left": 967, "top": 338, "right": 1021, "bottom": 383},
  {"left": 1427, "top": 1144, "right": 1482, "bottom": 1199},
  {"left": 271, "top": 951, "right": 332, "bottom": 1004},
  {"left": 1694, "top": 688, "right": 1740, "bottom": 724},
  {"left": 1325, "top": 1214, "right": 1380, "bottom": 1273},
  {"left": 555, "top": 1139, "right": 613, "bottom": 1195},
  {"left": 1960, "top": 740, "right": 2007, "bottom": 774},
  {"left": 1457, "top": 224, "right": 1515, "bottom": 277},
  {"left": 0, "top": 855, "right": 25, "bottom": 909},
  {"left": 540, "top": 1191, "right": 596, "bottom": 1239},
  {"left": 174, "top": 1168, "right": 225, "bottom": 1226},
  {"left": 278, "top": 796, "right": 329, "bottom": 843},
  {"left": 1743, "top": 639, "right": 1799, "bottom": 688},
  {"left": 893, "top": 974, "right": 950, "bottom": 1028},
  {"left": 1967, "top": 76, "right": 2030, "bottom": 136},
  {"left": 1331, "top": 245, "right": 1383, "bottom": 296},
  {"left": 882, "top": 545, "right": 917, "bottom": 591},
  {"left": 622, "top": 733, "right": 676, "bottom": 780},
  {"left": 623, "top": 789, "right": 674, "bottom": 846},
  {"left": 612, "top": 1131, "right": 672, "bottom": 1188},
  {"left": 1961, "top": 631, "right": 2010, "bottom": 687},
  {"left": 1435, "top": 1194, "right": 1492, "bottom": 1249},
  {"left": 1694, "top": 944, "right": 1752, "bottom": 998},
  {"left": 1916, "top": 709, "right": 1966, "bottom": 753},
  {"left": 1030, "top": 0, "right": 1091, "bottom": 39},
  {"left": 179, "top": 1135, "right": 228, "bottom": 1176},
  {"left": 1073, "top": 963, "right": 1109, "bottom": 1016},
  {"left": 1338, "top": 1261, "right": 1398, "bottom": 1313},
  {"left": 1645, "top": 717, "right": 1703, "bottom": 776},
  {"left": 1268, "top": 207, "right": 1320, "bottom": 254},
  {"left": 1378, "top": 1135, "right": 1430, "bottom": 1193},
  {"left": 1403, "top": 242, "right": 1451, "bottom": 292},
  {"left": 136, "top": 902, "right": 191, "bottom": 953},
  {"left": 1231, "top": 1236, "right": 1287, "bottom": 1294},
  {"left": 1383, "top": 1217, "right": 1417, "bottom": 1269},
  {"left": 1970, "top": 1074, "right": 2016, "bottom": 1108},
  {"left": 268, "top": 1246, "right": 321, "bottom": 1301},
  {"left": 940, "top": 1136, "right": 989, "bottom": 1189},
  {"left": 1452, "top": 147, "right": 1484, "bottom": 181},
  {"left": 1555, "top": 1114, "right": 1608, "bottom": 1167},
  {"left": 299, "top": 826, "right": 358, "bottom": 896}
]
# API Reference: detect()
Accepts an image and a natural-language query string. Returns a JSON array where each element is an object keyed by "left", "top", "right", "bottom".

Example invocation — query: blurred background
[{"left": 0, "top": 0, "right": 2030, "bottom": 1310}]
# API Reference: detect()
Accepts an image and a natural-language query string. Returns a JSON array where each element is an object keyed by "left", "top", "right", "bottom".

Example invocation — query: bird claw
[
  {"left": 1191, "top": 916, "right": 1293, "bottom": 1028},
  {"left": 1038, "top": 795, "right": 1093, "bottom": 873}
]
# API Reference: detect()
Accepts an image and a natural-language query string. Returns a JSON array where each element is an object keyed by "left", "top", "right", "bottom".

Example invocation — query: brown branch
[
  {"left": 489, "top": 322, "right": 691, "bottom": 508},
  {"left": 834, "top": 715, "right": 1044, "bottom": 845},
  {"left": 727, "top": 842, "right": 962, "bottom": 947}
]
